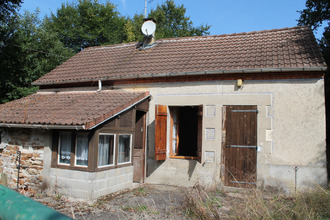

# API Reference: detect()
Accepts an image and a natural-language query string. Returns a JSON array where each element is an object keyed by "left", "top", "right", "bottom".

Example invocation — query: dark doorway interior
[{"left": 178, "top": 106, "right": 198, "bottom": 157}]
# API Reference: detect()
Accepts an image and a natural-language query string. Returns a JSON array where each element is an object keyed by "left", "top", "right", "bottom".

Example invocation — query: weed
[
  {"left": 183, "top": 183, "right": 330, "bottom": 220},
  {"left": 183, "top": 183, "right": 221, "bottom": 219},
  {"left": 133, "top": 186, "right": 148, "bottom": 196},
  {"left": 232, "top": 186, "right": 330, "bottom": 220},
  {"left": 54, "top": 193, "right": 62, "bottom": 201},
  {"left": 121, "top": 204, "right": 148, "bottom": 213}
]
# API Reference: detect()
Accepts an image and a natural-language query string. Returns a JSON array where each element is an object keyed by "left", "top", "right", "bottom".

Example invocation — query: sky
[{"left": 18, "top": 0, "right": 325, "bottom": 39}]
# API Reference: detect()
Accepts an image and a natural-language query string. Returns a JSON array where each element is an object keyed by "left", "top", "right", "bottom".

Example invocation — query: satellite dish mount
[{"left": 140, "top": 18, "right": 157, "bottom": 48}]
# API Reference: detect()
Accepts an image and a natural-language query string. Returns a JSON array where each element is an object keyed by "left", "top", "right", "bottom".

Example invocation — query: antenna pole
[{"left": 144, "top": 0, "right": 147, "bottom": 18}]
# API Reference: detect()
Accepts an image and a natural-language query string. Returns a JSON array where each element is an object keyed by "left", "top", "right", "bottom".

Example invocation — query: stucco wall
[{"left": 118, "top": 78, "right": 327, "bottom": 193}]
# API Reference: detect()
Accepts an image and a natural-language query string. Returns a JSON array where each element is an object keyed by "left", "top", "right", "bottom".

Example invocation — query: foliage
[
  {"left": 0, "top": 0, "right": 23, "bottom": 22},
  {"left": 0, "top": 0, "right": 210, "bottom": 103},
  {"left": 0, "top": 11, "right": 74, "bottom": 103},
  {"left": 298, "top": 0, "right": 329, "bottom": 63},
  {"left": 232, "top": 187, "right": 330, "bottom": 220},
  {"left": 127, "top": 0, "right": 210, "bottom": 42},
  {"left": 183, "top": 184, "right": 221, "bottom": 219},
  {"left": 149, "top": 0, "right": 210, "bottom": 39},
  {"left": 45, "top": 0, "right": 126, "bottom": 52}
]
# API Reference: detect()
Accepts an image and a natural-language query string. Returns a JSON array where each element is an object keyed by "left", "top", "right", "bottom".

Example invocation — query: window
[
  {"left": 56, "top": 131, "right": 89, "bottom": 167},
  {"left": 170, "top": 106, "right": 198, "bottom": 158},
  {"left": 98, "top": 134, "right": 115, "bottom": 167},
  {"left": 118, "top": 134, "right": 132, "bottom": 164},
  {"left": 58, "top": 132, "right": 72, "bottom": 165},
  {"left": 154, "top": 105, "right": 202, "bottom": 162},
  {"left": 75, "top": 133, "right": 89, "bottom": 166}
]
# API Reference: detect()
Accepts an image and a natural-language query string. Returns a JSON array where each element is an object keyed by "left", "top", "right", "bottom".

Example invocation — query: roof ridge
[
  {"left": 158, "top": 26, "right": 310, "bottom": 42},
  {"left": 84, "top": 26, "right": 310, "bottom": 51}
]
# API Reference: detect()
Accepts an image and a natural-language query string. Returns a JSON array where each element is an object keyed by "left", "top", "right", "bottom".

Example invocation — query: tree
[
  {"left": 45, "top": 0, "right": 126, "bottom": 52},
  {"left": 149, "top": 0, "right": 210, "bottom": 39},
  {"left": 127, "top": 0, "right": 210, "bottom": 42},
  {"left": 0, "top": 0, "right": 23, "bottom": 22},
  {"left": 298, "top": 0, "right": 329, "bottom": 63},
  {"left": 0, "top": 11, "right": 74, "bottom": 103}
]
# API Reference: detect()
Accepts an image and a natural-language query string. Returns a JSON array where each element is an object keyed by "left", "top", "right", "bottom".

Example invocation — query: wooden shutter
[
  {"left": 155, "top": 105, "right": 167, "bottom": 161},
  {"left": 197, "top": 105, "right": 203, "bottom": 163}
]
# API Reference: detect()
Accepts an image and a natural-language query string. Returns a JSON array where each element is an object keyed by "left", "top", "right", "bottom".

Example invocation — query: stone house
[{"left": 0, "top": 26, "right": 327, "bottom": 200}]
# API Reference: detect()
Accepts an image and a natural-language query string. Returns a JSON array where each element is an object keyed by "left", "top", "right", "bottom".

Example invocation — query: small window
[
  {"left": 58, "top": 132, "right": 72, "bottom": 165},
  {"left": 75, "top": 133, "right": 89, "bottom": 167},
  {"left": 98, "top": 134, "right": 115, "bottom": 167},
  {"left": 118, "top": 134, "right": 132, "bottom": 164}
]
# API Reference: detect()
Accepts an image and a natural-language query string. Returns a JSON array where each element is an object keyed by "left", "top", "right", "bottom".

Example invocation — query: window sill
[
  {"left": 170, "top": 155, "right": 197, "bottom": 160},
  {"left": 51, "top": 164, "right": 90, "bottom": 172},
  {"left": 96, "top": 162, "right": 133, "bottom": 172},
  {"left": 51, "top": 162, "right": 133, "bottom": 172}
]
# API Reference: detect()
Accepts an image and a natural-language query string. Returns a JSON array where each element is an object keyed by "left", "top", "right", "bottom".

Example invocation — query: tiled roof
[
  {"left": 33, "top": 26, "right": 326, "bottom": 86},
  {"left": 0, "top": 90, "right": 149, "bottom": 129}
]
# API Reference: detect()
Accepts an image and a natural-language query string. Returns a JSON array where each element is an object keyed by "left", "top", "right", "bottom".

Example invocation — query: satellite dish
[{"left": 141, "top": 20, "right": 156, "bottom": 36}]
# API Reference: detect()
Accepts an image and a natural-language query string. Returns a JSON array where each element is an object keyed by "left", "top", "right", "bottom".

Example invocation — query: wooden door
[
  {"left": 133, "top": 111, "right": 146, "bottom": 183},
  {"left": 223, "top": 105, "right": 257, "bottom": 188}
]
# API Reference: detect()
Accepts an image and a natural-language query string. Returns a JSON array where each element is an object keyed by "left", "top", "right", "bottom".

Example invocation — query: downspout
[{"left": 97, "top": 80, "right": 102, "bottom": 91}]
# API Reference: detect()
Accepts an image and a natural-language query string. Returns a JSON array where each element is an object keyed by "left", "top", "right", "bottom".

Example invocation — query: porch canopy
[{"left": 0, "top": 90, "right": 150, "bottom": 130}]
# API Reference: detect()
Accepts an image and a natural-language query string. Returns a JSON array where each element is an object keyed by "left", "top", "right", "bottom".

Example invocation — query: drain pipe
[
  {"left": 97, "top": 80, "right": 102, "bottom": 91},
  {"left": 16, "top": 151, "right": 21, "bottom": 192},
  {"left": 294, "top": 166, "right": 298, "bottom": 193}
]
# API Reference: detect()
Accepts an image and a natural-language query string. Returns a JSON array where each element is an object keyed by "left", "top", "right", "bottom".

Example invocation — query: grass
[
  {"left": 182, "top": 183, "right": 330, "bottom": 220},
  {"left": 132, "top": 186, "right": 148, "bottom": 196}
]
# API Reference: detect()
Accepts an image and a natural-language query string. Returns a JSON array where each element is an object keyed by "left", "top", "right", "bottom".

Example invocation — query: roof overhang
[
  {"left": 0, "top": 124, "right": 85, "bottom": 130},
  {"left": 32, "top": 67, "right": 327, "bottom": 86}
]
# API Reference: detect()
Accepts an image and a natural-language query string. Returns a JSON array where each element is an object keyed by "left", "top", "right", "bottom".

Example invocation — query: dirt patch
[
  {"left": 33, "top": 184, "right": 330, "bottom": 220},
  {"left": 34, "top": 184, "right": 237, "bottom": 219}
]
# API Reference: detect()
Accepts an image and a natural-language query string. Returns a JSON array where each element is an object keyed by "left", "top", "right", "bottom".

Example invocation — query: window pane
[
  {"left": 98, "top": 134, "right": 114, "bottom": 166},
  {"left": 76, "top": 134, "right": 89, "bottom": 166},
  {"left": 59, "top": 132, "right": 71, "bottom": 164},
  {"left": 118, "top": 134, "right": 131, "bottom": 164}
]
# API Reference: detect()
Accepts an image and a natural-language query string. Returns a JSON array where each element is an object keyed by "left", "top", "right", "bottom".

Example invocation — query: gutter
[
  {"left": 31, "top": 67, "right": 327, "bottom": 86},
  {"left": 87, "top": 94, "right": 151, "bottom": 130},
  {"left": 0, "top": 123, "right": 85, "bottom": 130}
]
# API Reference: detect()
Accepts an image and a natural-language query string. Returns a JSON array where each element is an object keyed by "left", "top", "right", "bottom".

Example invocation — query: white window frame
[
  {"left": 74, "top": 132, "right": 89, "bottom": 167},
  {"left": 117, "top": 134, "right": 132, "bottom": 165},
  {"left": 98, "top": 133, "right": 116, "bottom": 168},
  {"left": 58, "top": 131, "right": 72, "bottom": 166}
]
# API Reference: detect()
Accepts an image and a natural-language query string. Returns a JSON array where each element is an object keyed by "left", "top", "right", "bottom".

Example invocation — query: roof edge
[
  {"left": 0, "top": 123, "right": 85, "bottom": 130},
  {"left": 86, "top": 93, "right": 151, "bottom": 130},
  {"left": 32, "top": 67, "right": 327, "bottom": 86}
]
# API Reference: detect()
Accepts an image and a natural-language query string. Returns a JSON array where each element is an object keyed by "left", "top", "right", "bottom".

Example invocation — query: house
[{"left": 0, "top": 25, "right": 327, "bottom": 200}]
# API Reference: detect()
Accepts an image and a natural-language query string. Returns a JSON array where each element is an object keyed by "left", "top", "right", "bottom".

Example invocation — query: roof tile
[
  {"left": 0, "top": 90, "right": 149, "bottom": 129},
  {"left": 33, "top": 26, "right": 326, "bottom": 86}
]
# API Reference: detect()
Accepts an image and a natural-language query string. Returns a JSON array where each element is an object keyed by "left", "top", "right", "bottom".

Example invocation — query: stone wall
[{"left": 0, "top": 128, "right": 50, "bottom": 196}]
